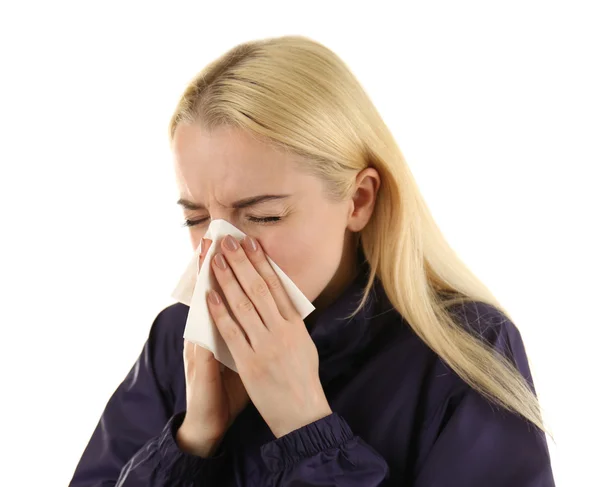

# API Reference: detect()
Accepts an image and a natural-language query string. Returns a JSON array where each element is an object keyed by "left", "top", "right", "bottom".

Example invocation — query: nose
[
  {"left": 188, "top": 213, "right": 236, "bottom": 252},
  {"left": 207, "top": 208, "right": 235, "bottom": 223}
]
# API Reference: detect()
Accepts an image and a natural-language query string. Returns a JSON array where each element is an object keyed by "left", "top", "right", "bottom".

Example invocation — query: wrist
[
  {"left": 273, "top": 403, "right": 333, "bottom": 438},
  {"left": 176, "top": 422, "right": 223, "bottom": 458}
]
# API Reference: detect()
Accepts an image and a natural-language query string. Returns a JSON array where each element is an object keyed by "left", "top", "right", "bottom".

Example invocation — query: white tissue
[{"left": 171, "top": 219, "right": 315, "bottom": 373}]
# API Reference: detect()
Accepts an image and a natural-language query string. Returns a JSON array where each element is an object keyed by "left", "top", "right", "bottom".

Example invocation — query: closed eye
[{"left": 182, "top": 216, "right": 282, "bottom": 228}]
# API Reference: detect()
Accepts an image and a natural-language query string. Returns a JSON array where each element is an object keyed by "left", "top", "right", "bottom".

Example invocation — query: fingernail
[
  {"left": 243, "top": 235, "right": 258, "bottom": 252},
  {"left": 214, "top": 253, "right": 227, "bottom": 270},
  {"left": 208, "top": 290, "right": 221, "bottom": 305},
  {"left": 224, "top": 235, "right": 239, "bottom": 251}
]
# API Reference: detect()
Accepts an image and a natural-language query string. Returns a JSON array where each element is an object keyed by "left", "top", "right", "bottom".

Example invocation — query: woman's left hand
[{"left": 206, "top": 234, "right": 332, "bottom": 439}]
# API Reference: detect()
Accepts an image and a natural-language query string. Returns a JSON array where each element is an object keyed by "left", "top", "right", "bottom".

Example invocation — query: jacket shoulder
[
  {"left": 446, "top": 300, "right": 522, "bottom": 350},
  {"left": 149, "top": 301, "right": 189, "bottom": 348},
  {"left": 445, "top": 300, "right": 533, "bottom": 384},
  {"left": 143, "top": 301, "right": 190, "bottom": 386}
]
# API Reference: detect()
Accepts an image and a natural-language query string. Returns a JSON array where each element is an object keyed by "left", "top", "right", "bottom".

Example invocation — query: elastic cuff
[
  {"left": 158, "top": 411, "right": 228, "bottom": 483},
  {"left": 260, "top": 412, "right": 354, "bottom": 472}
]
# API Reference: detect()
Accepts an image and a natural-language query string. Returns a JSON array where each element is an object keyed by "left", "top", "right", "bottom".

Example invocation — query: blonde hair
[{"left": 168, "top": 35, "right": 548, "bottom": 434}]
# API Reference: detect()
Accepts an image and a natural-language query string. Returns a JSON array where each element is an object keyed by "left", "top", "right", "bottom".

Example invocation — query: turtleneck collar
[{"left": 307, "top": 248, "right": 390, "bottom": 387}]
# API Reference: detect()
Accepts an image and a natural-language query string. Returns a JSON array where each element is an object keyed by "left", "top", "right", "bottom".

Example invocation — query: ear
[{"left": 346, "top": 167, "right": 381, "bottom": 232}]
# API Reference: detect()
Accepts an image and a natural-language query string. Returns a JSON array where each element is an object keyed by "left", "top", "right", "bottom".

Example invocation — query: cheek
[
  {"left": 258, "top": 231, "right": 310, "bottom": 279},
  {"left": 257, "top": 218, "right": 345, "bottom": 302}
]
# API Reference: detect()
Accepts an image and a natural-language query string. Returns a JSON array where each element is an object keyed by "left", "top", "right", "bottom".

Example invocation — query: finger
[
  {"left": 207, "top": 289, "right": 252, "bottom": 364},
  {"left": 219, "top": 235, "right": 281, "bottom": 328},
  {"left": 197, "top": 238, "right": 213, "bottom": 272},
  {"left": 240, "top": 236, "right": 299, "bottom": 322},
  {"left": 183, "top": 339, "right": 220, "bottom": 384},
  {"left": 211, "top": 249, "right": 269, "bottom": 346}
]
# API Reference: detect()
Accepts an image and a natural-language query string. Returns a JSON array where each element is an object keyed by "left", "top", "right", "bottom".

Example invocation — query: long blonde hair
[{"left": 168, "top": 35, "right": 547, "bottom": 434}]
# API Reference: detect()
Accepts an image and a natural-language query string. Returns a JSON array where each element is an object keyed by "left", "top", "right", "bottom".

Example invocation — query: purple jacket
[{"left": 69, "top": 257, "right": 555, "bottom": 486}]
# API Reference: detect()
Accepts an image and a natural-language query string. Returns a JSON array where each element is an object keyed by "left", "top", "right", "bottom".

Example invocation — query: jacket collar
[{"left": 307, "top": 248, "right": 390, "bottom": 387}]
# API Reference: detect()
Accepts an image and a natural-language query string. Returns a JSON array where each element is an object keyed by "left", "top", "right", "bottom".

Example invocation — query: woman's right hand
[{"left": 176, "top": 238, "right": 250, "bottom": 458}]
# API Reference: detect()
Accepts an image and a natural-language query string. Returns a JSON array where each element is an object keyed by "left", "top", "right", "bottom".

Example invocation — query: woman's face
[{"left": 172, "top": 124, "right": 379, "bottom": 310}]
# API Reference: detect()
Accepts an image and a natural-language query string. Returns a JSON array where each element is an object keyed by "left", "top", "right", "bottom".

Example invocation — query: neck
[{"left": 305, "top": 232, "right": 360, "bottom": 329}]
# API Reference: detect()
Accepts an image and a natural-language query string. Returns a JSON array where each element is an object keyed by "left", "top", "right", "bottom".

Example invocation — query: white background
[{"left": 1, "top": 1, "right": 598, "bottom": 485}]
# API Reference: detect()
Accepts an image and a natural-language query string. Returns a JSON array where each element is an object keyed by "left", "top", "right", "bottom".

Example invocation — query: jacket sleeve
[
  {"left": 69, "top": 307, "right": 228, "bottom": 486},
  {"left": 260, "top": 411, "right": 390, "bottom": 486},
  {"left": 410, "top": 387, "right": 555, "bottom": 487},
  {"left": 258, "top": 397, "right": 553, "bottom": 487},
  {"left": 410, "top": 304, "right": 556, "bottom": 486},
  {"left": 258, "top": 303, "right": 555, "bottom": 486}
]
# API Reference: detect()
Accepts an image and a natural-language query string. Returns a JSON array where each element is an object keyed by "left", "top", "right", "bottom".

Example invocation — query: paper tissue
[{"left": 171, "top": 219, "right": 316, "bottom": 373}]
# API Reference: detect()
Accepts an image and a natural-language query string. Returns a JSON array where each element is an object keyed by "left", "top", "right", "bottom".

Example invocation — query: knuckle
[
  {"left": 232, "top": 251, "right": 247, "bottom": 264},
  {"left": 264, "top": 273, "right": 282, "bottom": 291},
  {"left": 251, "top": 278, "right": 270, "bottom": 298},
  {"left": 278, "top": 338, "right": 293, "bottom": 356},
  {"left": 246, "top": 361, "right": 266, "bottom": 381},
  {"left": 262, "top": 346, "right": 279, "bottom": 363},
  {"left": 236, "top": 298, "right": 255, "bottom": 314},
  {"left": 223, "top": 324, "right": 241, "bottom": 341}
]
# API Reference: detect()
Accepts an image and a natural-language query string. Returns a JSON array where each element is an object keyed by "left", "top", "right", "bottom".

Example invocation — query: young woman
[{"left": 70, "top": 35, "right": 555, "bottom": 486}]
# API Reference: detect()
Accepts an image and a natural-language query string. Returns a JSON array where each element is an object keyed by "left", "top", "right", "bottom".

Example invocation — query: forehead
[{"left": 172, "top": 124, "right": 302, "bottom": 200}]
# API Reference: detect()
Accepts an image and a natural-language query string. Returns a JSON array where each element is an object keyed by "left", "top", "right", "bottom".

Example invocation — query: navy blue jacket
[{"left": 69, "top": 257, "right": 555, "bottom": 486}]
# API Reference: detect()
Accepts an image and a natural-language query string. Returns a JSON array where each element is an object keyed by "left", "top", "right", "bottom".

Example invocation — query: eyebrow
[{"left": 177, "top": 194, "right": 291, "bottom": 210}]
